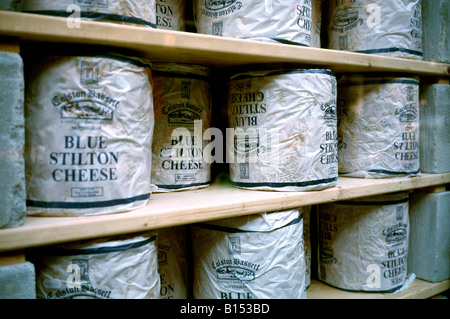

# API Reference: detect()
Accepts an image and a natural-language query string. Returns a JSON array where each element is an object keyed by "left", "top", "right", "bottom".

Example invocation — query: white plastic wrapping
[
  {"left": 30, "top": 233, "right": 160, "bottom": 299},
  {"left": 318, "top": 192, "right": 410, "bottom": 292},
  {"left": 155, "top": 0, "right": 185, "bottom": 30},
  {"left": 194, "top": 0, "right": 321, "bottom": 47},
  {"left": 22, "top": 0, "right": 157, "bottom": 27},
  {"left": 25, "top": 55, "right": 154, "bottom": 216},
  {"left": 303, "top": 207, "right": 311, "bottom": 288},
  {"left": 191, "top": 209, "right": 306, "bottom": 299},
  {"left": 157, "top": 226, "right": 190, "bottom": 299},
  {"left": 227, "top": 69, "right": 338, "bottom": 191},
  {"left": 151, "top": 63, "right": 211, "bottom": 192},
  {"left": 327, "top": 0, "right": 423, "bottom": 59},
  {"left": 337, "top": 75, "right": 420, "bottom": 178}
]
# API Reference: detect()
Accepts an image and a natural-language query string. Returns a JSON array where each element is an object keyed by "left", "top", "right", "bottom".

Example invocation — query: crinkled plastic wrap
[
  {"left": 337, "top": 75, "right": 420, "bottom": 178},
  {"left": 29, "top": 233, "right": 160, "bottom": 299},
  {"left": 22, "top": 0, "right": 157, "bottom": 27},
  {"left": 227, "top": 69, "right": 338, "bottom": 191},
  {"left": 151, "top": 63, "right": 211, "bottom": 192},
  {"left": 318, "top": 193, "right": 410, "bottom": 292},
  {"left": 303, "top": 207, "right": 311, "bottom": 288},
  {"left": 327, "top": 0, "right": 423, "bottom": 59},
  {"left": 156, "top": 0, "right": 185, "bottom": 30},
  {"left": 194, "top": 0, "right": 321, "bottom": 47},
  {"left": 25, "top": 55, "right": 154, "bottom": 216},
  {"left": 157, "top": 226, "right": 190, "bottom": 299},
  {"left": 191, "top": 209, "right": 306, "bottom": 299}
]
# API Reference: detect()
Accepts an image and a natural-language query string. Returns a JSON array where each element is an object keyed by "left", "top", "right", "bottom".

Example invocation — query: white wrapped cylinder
[
  {"left": 227, "top": 69, "right": 338, "bottom": 191},
  {"left": 156, "top": 0, "right": 185, "bottom": 30},
  {"left": 30, "top": 233, "right": 160, "bottom": 299},
  {"left": 194, "top": 0, "right": 322, "bottom": 47},
  {"left": 318, "top": 193, "right": 410, "bottom": 292},
  {"left": 326, "top": 0, "right": 423, "bottom": 60},
  {"left": 25, "top": 55, "right": 154, "bottom": 216},
  {"left": 157, "top": 226, "right": 190, "bottom": 299},
  {"left": 337, "top": 75, "right": 420, "bottom": 178},
  {"left": 191, "top": 210, "right": 306, "bottom": 299},
  {"left": 22, "top": 0, "right": 157, "bottom": 27},
  {"left": 151, "top": 63, "right": 212, "bottom": 192}
]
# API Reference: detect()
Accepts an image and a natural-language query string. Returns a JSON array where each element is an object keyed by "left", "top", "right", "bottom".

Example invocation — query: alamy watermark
[{"left": 66, "top": 4, "right": 81, "bottom": 29}]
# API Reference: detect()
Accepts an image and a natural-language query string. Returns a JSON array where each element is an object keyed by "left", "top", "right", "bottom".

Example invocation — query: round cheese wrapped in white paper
[
  {"left": 157, "top": 226, "right": 190, "bottom": 299},
  {"left": 337, "top": 75, "right": 420, "bottom": 178},
  {"left": 25, "top": 54, "right": 154, "bottom": 216},
  {"left": 155, "top": 0, "right": 185, "bottom": 30},
  {"left": 22, "top": 0, "right": 156, "bottom": 27},
  {"left": 151, "top": 63, "right": 211, "bottom": 192},
  {"left": 194, "top": 0, "right": 321, "bottom": 47},
  {"left": 227, "top": 69, "right": 338, "bottom": 191},
  {"left": 318, "top": 192, "right": 410, "bottom": 292},
  {"left": 191, "top": 209, "right": 306, "bottom": 299},
  {"left": 30, "top": 233, "right": 160, "bottom": 299},
  {"left": 327, "top": 0, "right": 422, "bottom": 60}
]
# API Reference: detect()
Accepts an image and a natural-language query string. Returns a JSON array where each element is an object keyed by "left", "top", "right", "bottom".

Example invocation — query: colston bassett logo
[
  {"left": 331, "top": 10, "right": 363, "bottom": 32},
  {"left": 212, "top": 258, "right": 260, "bottom": 281},
  {"left": 383, "top": 223, "right": 408, "bottom": 243},
  {"left": 202, "top": 0, "right": 242, "bottom": 18},
  {"left": 395, "top": 104, "right": 417, "bottom": 123}
]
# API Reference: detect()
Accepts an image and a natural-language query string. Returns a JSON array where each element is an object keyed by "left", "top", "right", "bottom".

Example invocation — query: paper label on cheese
[{"left": 25, "top": 55, "right": 154, "bottom": 216}]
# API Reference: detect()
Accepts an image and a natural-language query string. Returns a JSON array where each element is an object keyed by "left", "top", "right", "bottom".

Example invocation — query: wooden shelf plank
[
  {"left": 0, "top": 173, "right": 448, "bottom": 253},
  {"left": 307, "top": 279, "right": 450, "bottom": 299},
  {"left": 0, "top": 11, "right": 449, "bottom": 75}
]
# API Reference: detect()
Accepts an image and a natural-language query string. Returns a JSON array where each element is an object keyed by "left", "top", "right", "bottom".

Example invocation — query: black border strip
[
  {"left": 24, "top": 10, "right": 157, "bottom": 28},
  {"left": 339, "top": 79, "right": 420, "bottom": 87},
  {"left": 231, "top": 177, "right": 338, "bottom": 188},
  {"left": 26, "top": 193, "right": 150, "bottom": 209},
  {"left": 28, "top": 235, "right": 157, "bottom": 256},
  {"left": 156, "top": 182, "right": 211, "bottom": 190},
  {"left": 194, "top": 215, "right": 303, "bottom": 234},
  {"left": 152, "top": 70, "right": 210, "bottom": 82},
  {"left": 334, "top": 197, "right": 409, "bottom": 206},
  {"left": 230, "top": 69, "right": 334, "bottom": 81},
  {"left": 354, "top": 47, "right": 423, "bottom": 57},
  {"left": 340, "top": 169, "right": 421, "bottom": 176}
]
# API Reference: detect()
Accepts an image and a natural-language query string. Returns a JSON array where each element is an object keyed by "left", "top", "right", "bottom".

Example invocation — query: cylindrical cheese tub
[
  {"left": 151, "top": 63, "right": 211, "bottom": 192},
  {"left": 194, "top": 0, "right": 321, "bottom": 47},
  {"left": 29, "top": 233, "right": 160, "bottom": 299},
  {"left": 157, "top": 226, "right": 190, "bottom": 299},
  {"left": 191, "top": 209, "right": 306, "bottom": 299},
  {"left": 326, "top": 0, "right": 423, "bottom": 60},
  {"left": 25, "top": 54, "right": 154, "bottom": 216},
  {"left": 318, "top": 192, "right": 410, "bottom": 292},
  {"left": 155, "top": 0, "right": 185, "bottom": 30},
  {"left": 227, "top": 69, "right": 338, "bottom": 191},
  {"left": 22, "top": 0, "right": 157, "bottom": 27},
  {"left": 337, "top": 74, "right": 420, "bottom": 178}
]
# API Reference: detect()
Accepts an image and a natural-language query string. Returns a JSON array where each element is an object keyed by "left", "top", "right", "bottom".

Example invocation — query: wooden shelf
[
  {"left": 0, "top": 173, "right": 448, "bottom": 253},
  {"left": 1, "top": 11, "right": 449, "bottom": 75},
  {"left": 308, "top": 279, "right": 450, "bottom": 299}
]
